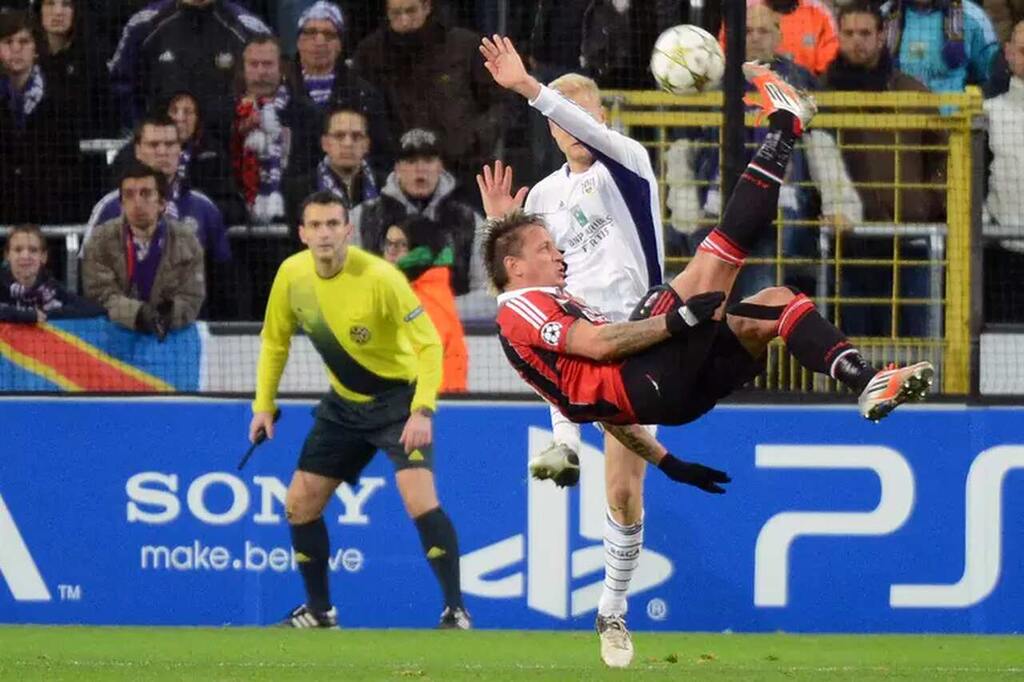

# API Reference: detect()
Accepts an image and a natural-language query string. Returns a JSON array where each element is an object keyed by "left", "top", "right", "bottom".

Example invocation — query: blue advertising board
[{"left": 0, "top": 398, "right": 1021, "bottom": 632}]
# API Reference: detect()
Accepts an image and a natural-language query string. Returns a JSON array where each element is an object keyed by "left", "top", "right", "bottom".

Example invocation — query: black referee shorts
[
  {"left": 622, "top": 288, "right": 765, "bottom": 426},
  {"left": 297, "top": 384, "right": 432, "bottom": 485}
]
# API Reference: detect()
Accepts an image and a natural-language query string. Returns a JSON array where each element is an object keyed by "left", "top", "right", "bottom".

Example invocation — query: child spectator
[{"left": 1, "top": 225, "right": 103, "bottom": 323}]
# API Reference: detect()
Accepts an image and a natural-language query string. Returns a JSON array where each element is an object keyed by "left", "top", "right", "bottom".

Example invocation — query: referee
[{"left": 249, "top": 191, "right": 469, "bottom": 629}]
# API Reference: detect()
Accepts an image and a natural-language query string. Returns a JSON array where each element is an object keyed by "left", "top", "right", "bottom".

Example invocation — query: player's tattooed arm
[
  {"left": 564, "top": 317, "right": 671, "bottom": 361},
  {"left": 605, "top": 422, "right": 732, "bottom": 494},
  {"left": 602, "top": 423, "right": 667, "bottom": 465}
]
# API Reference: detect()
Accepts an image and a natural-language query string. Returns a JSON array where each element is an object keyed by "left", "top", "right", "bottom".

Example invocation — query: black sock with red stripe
[
  {"left": 777, "top": 294, "right": 875, "bottom": 392},
  {"left": 698, "top": 112, "right": 799, "bottom": 266}
]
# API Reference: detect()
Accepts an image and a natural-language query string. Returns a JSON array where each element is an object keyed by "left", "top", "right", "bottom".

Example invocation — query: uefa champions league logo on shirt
[{"left": 460, "top": 428, "right": 673, "bottom": 619}]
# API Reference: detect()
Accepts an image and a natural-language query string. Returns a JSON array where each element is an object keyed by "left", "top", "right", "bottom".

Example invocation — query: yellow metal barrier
[{"left": 602, "top": 88, "right": 983, "bottom": 395}]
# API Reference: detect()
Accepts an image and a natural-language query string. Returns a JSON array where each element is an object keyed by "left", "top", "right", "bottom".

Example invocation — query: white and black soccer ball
[{"left": 650, "top": 24, "right": 725, "bottom": 95}]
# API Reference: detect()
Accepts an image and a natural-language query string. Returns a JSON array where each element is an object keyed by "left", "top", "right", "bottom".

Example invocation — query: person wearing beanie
[
  {"left": 284, "top": 0, "right": 395, "bottom": 173},
  {"left": 350, "top": 128, "right": 484, "bottom": 297}
]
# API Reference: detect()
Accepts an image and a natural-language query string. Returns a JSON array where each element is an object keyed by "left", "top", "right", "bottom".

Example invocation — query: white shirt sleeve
[{"left": 530, "top": 84, "right": 651, "bottom": 178}]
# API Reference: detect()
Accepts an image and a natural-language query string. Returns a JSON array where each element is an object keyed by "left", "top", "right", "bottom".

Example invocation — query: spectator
[
  {"left": 974, "top": 0, "right": 1022, "bottom": 95},
  {"left": 350, "top": 128, "right": 483, "bottom": 296},
  {"left": 285, "top": 105, "right": 383, "bottom": 232},
  {"left": 0, "top": 10, "right": 81, "bottom": 224},
  {"left": 82, "top": 162, "right": 205, "bottom": 338},
  {"left": 528, "top": 0, "right": 634, "bottom": 86},
  {"left": 285, "top": 1, "right": 394, "bottom": 172},
  {"left": 108, "top": 0, "right": 271, "bottom": 131},
  {"left": 982, "top": 19, "right": 1024, "bottom": 321},
  {"left": 823, "top": 2, "right": 946, "bottom": 336},
  {"left": 380, "top": 216, "right": 468, "bottom": 392},
  {"left": 87, "top": 114, "right": 230, "bottom": 265},
  {"left": 738, "top": 0, "right": 840, "bottom": 75},
  {"left": 888, "top": 0, "right": 998, "bottom": 92},
  {"left": 34, "top": 0, "right": 113, "bottom": 138},
  {"left": 91, "top": 1, "right": 150, "bottom": 58},
  {"left": 984, "top": 0, "right": 1024, "bottom": 42},
  {"left": 165, "top": 89, "right": 247, "bottom": 224},
  {"left": 674, "top": 4, "right": 859, "bottom": 295},
  {"left": 229, "top": 35, "right": 321, "bottom": 224},
  {"left": 522, "top": 1, "right": 589, "bottom": 184},
  {"left": 1, "top": 224, "right": 104, "bottom": 323},
  {"left": 529, "top": 0, "right": 588, "bottom": 79},
  {"left": 353, "top": 0, "right": 506, "bottom": 195}
]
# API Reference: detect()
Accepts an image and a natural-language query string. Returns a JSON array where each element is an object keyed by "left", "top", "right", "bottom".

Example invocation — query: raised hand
[
  {"left": 476, "top": 159, "right": 529, "bottom": 219},
  {"left": 479, "top": 35, "right": 539, "bottom": 99}
]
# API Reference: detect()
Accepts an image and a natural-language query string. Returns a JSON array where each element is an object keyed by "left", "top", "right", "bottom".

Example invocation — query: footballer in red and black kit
[
  {"left": 497, "top": 286, "right": 638, "bottom": 424},
  {"left": 486, "top": 61, "right": 934, "bottom": 470},
  {"left": 497, "top": 283, "right": 752, "bottom": 428}
]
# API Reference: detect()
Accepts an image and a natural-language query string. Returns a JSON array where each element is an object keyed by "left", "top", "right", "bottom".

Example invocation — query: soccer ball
[{"left": 650, "top": 24, "right": 725, "bottom": 95}]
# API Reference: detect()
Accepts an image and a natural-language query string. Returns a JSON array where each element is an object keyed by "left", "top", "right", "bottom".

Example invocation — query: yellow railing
[{"left": 602, "top": 88, "right": 983, "bottom": 394}]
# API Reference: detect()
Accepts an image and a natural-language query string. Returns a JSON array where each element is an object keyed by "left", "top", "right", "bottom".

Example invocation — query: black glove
[
  {"left": 156, "top": 300, "right": 174, "bottom": 333},
  {"left": 666, "top": 291, "right": 726, "bottom": 337},
  {"left": 134, "top": 303, "right": 169, "bottom": 342},
  {"left": 657, "top": 453, "right": 731, "bottom": 494}
]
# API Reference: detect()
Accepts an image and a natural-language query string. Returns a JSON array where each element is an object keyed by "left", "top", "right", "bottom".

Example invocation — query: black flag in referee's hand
[{"left": 238, "top": 409, "right": 281, "bottom": 470}]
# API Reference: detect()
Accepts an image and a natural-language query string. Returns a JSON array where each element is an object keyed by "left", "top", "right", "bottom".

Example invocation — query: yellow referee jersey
[{"left": 253, "top": 247, "right": 443, "bottom": 414}]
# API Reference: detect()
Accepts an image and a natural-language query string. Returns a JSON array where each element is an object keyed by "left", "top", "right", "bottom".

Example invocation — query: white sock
[
  {"left": 597, "top": 509, "right": 643, "bottom": 618},
  {"left": 549, "top": 403, "right": 581, "bottom": 452}
]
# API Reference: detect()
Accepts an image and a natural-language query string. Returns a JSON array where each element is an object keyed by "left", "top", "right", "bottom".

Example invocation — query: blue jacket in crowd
[{"left": 895, "top": 1, "right": 998, "bottom": 92}]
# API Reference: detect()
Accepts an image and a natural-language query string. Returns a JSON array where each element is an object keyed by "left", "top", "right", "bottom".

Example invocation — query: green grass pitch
[{"left": 0, "top": 627, "right": 1021, "bottom": 681}]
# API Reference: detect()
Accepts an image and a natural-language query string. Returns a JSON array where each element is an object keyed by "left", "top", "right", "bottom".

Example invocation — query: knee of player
[
  {"left": 285, "top": 495, "right": 317, "bottom": 525},
  {"left": 606, "top": 481, "right": 641, "bottom": 510},
  {"left": 749, "top": 285, "right": 799, "bottom": 308}
]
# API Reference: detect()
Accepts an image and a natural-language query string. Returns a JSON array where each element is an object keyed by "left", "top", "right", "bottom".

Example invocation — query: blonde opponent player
[{"left": 250, "top": 191, "right": 469, "bottom": 630}]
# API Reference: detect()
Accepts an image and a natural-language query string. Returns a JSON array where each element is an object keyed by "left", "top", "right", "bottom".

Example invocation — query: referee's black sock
[
  {"left": 698, "top": 111, "right": 799, "bottom": 265},
  {"left": 290, "top": 517, "right": 331, "bottom": 613},
  {"left": 414, "top": 507, "right": 464, "bottom": 610},
  {"left": 778, "top": 293, "right": 876, "bottom": 392}
]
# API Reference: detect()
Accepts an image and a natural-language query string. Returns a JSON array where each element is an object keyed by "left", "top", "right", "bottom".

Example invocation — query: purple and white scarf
[
  {"left": 176, "top": 144, "right": 193, "bottom": 189},
  {"left": 303, "top": 71, "right": 336, "bottom": 108},
  {"left": 2, "top": 65, "right": 45, "bottom": 128},
  {"left": 8, "top": 276, "right": 61, "bottom": 313},
  {"left": 316, "top": 157, "right": 379, "bottom": 208},
  {"left": 126, "top": 220, "right": 167, "bottom": 302},
  {"left": 244, "top": 85, "right": 291, "bottom": 223}
]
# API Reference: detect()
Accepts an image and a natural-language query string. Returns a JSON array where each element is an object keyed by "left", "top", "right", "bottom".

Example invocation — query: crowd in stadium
[{"left": 0, "top": 0, "right": 1022, "bottom": 342}]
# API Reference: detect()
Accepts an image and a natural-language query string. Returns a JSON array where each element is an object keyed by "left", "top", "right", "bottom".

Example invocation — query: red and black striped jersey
[{"left": 495, "top": 287, "right": 637, "bottom": 424}]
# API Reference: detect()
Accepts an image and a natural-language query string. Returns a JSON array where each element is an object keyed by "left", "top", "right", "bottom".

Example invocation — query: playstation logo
[
  {"left": 460, "top": 428, "right": 673, "bottom": 619},
  {"left": 0, "top": 494, "right": 51, "bottom": 602}
]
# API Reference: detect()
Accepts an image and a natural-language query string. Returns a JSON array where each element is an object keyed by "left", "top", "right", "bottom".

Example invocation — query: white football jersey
[{"left": 525, "top": 85, "right": 665, "bottom": 322}]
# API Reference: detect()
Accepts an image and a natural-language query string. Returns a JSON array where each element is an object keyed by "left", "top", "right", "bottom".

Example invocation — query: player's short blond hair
[{"left": 547, "top": 73, "right": 601, "bottom": 105}]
